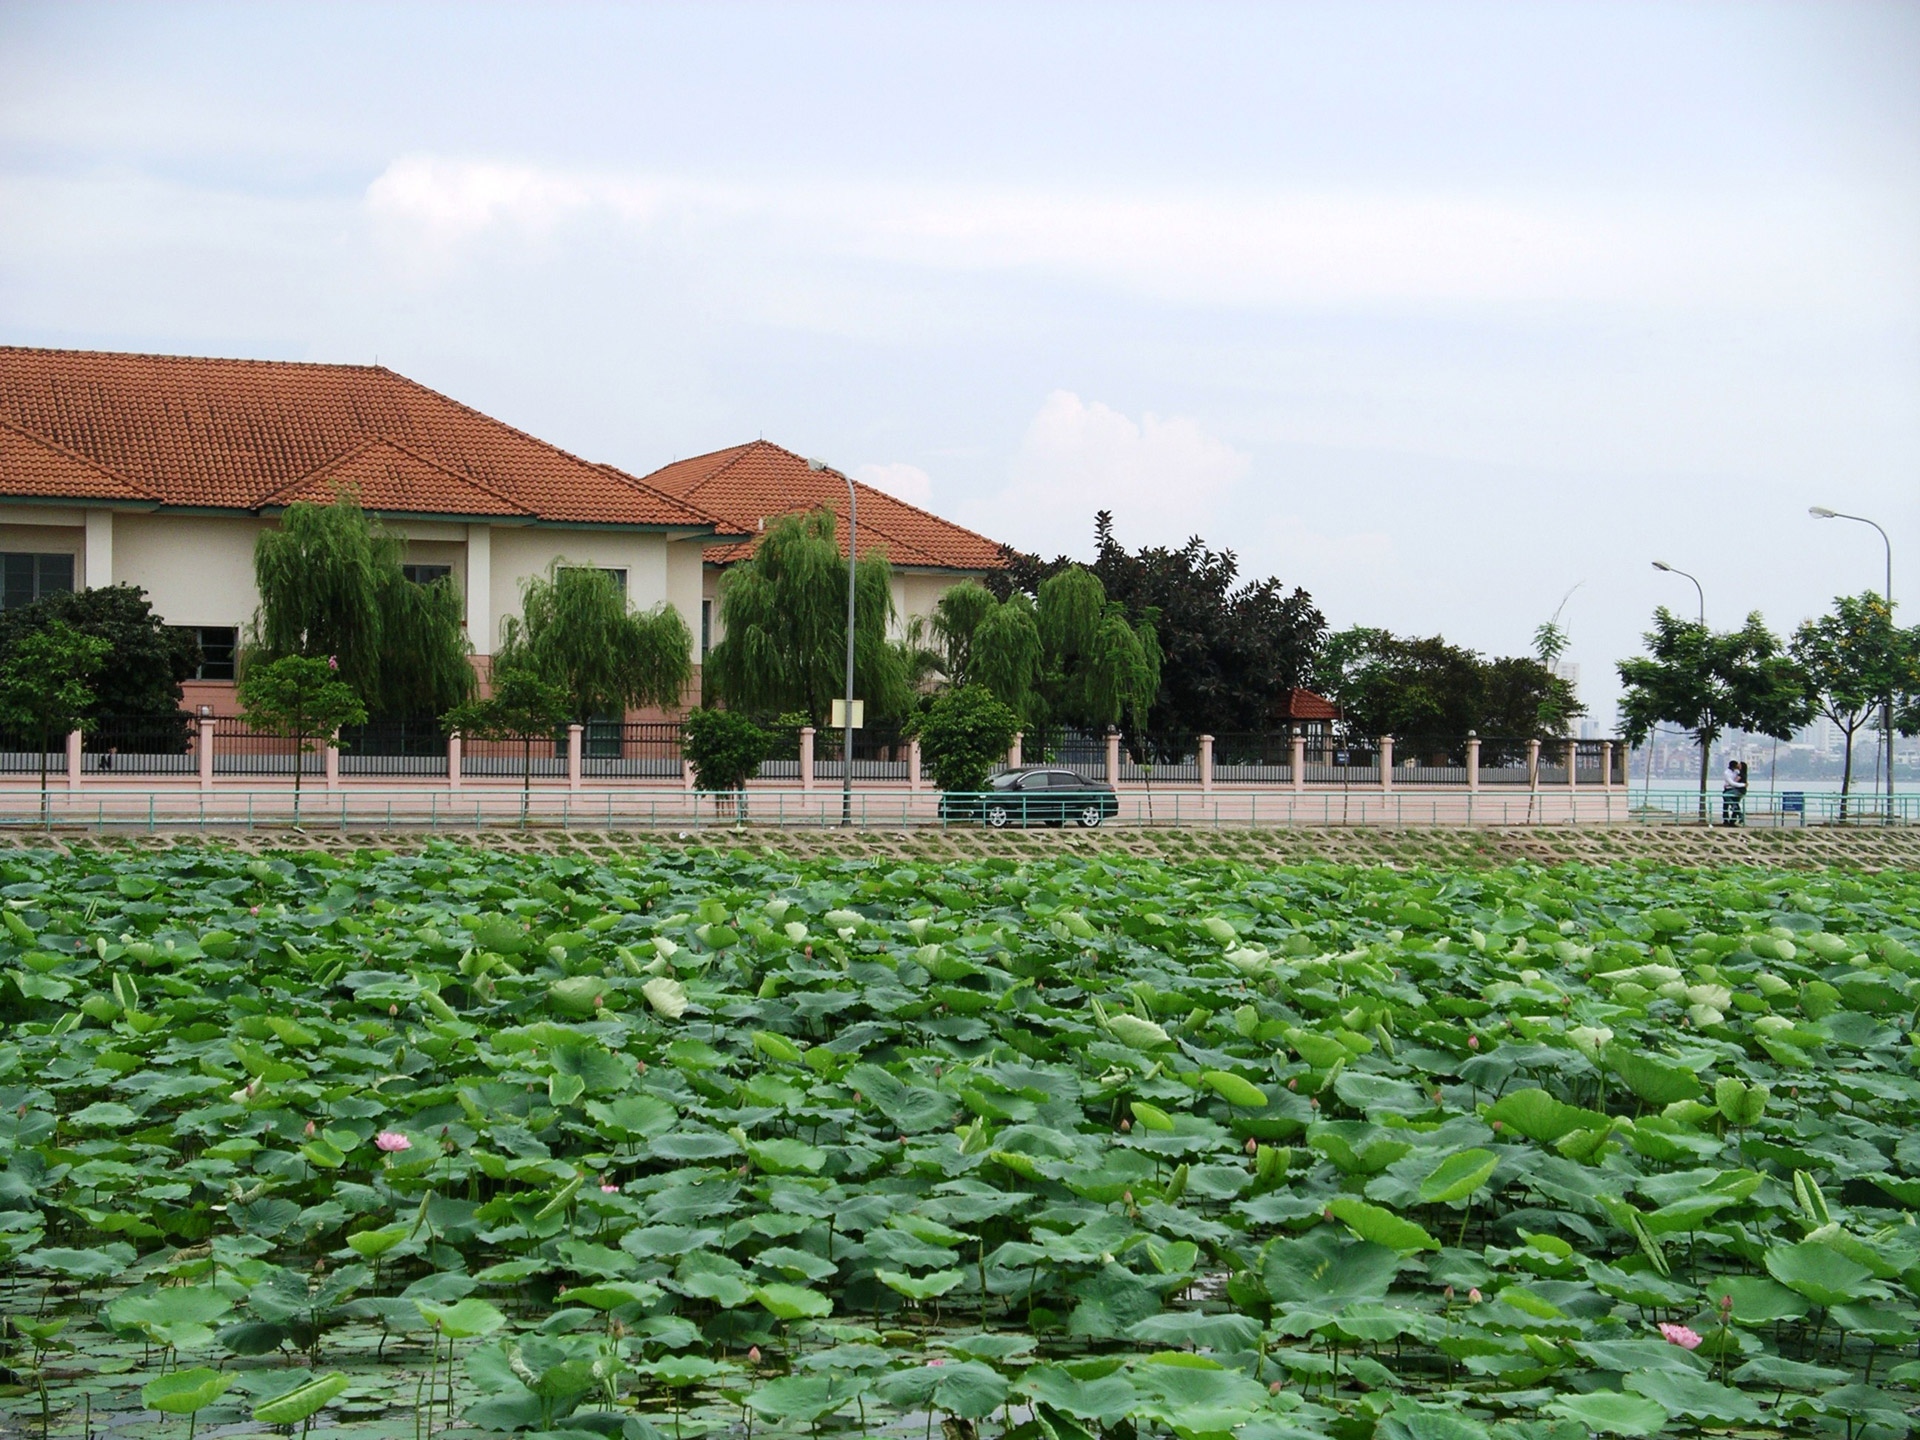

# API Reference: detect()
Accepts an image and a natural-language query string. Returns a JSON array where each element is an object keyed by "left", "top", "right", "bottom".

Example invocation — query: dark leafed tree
[
  {"left": 707, "top": 509, "right": 912, "bottom": 724},
  {"left": 495, "top": 563, "right": 692, "bottom": 725},
  {"left": 1618, "top": 608, "right": 1810, "bottom": 808},
  {"left": 0, "top": 584, "right": 199, "bottom": 727},
  {"left": 992, "top": 510, "right": 1323, "bottom": 752},
  {"left": 444, "top": 666, "right": 572, "bottom": 821},
  {"left": 252, "top": 495, "right": 473, "bottom": 718},
  {"left": 1789, "top": 593, "right": 1920, "bottom": 816},
  {"left": 1312, "top": 626, "right": 1580, "bottom": 751}
]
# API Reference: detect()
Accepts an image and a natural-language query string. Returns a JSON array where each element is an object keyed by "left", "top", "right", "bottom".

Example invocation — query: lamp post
[
  {"left": 810, "top": 458, "right": 859, "bottom": 826},
  {"left": 1810, "top": 506, "right": 1895, "bottom": 808},
  {"left": 1651, "top": 561, "right": 1704, "bottom": 626},
  {"left": 1653, "top": 561, "right": 1708, "bottom": 819}
]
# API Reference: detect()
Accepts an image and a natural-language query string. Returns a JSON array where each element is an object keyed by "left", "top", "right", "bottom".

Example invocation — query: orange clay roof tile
[
  {"left": 0, "top": 347, "right": 739, "bottom": 530},
  {"left": 0, "top": 417, "right": 159, "bottom": 502},
  {"left": 638, "top": 439, "right": 1007, "bottom": 571}
]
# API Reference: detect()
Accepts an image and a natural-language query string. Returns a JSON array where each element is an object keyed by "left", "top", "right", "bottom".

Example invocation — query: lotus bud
[
  {"left": 1245, "top": 1137, "right": 1258, "bottom": 1155},
  {"left": 388, "top": 1003, "right": 398, "bottom": 1017},
  {"left": 1287, "top": 1078, "right": 1298, "bottom": 1090},
  {"left": 1120, "top": 1117, "right": 1132, "bottom": 1132},
  {"left": 1444, "top": 1285, "right": 1454, "bottom": 1299},
  {"left": 303, "top": 1120, "right": 316, "bottom": 1137},
  {"left": 1467, "top": 1035, "right": 1479, "bottom": 1050},
  {"left": 748, "top": 1346, "right": 762, "bottom": 1364},
  {"left": 1468, "top": 1288, "right": 1482, "bottom": 1303}
]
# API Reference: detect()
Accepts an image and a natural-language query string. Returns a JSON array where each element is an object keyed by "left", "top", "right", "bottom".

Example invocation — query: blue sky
[{"left": 3, "top": 1, "right": 1916, "bottom": 722}]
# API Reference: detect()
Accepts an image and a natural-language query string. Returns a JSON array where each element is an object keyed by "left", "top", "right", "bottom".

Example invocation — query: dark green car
[{"left": 940, "top": 767, "right": 1119, "bottom": 828}]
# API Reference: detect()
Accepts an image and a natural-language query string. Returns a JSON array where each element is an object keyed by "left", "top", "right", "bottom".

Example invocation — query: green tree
[
  {"left": 1311, "top": 627, "right": 1576, "bottom": 749},
  {"left": 495, "top": 564, "right": 692, "bottom": 725},
  {"left": 929, "top": 583, "right": 1042, "bottom": 723},
  {"left": 1789, "top": 593, "right": 1920, "bottom": 816},
  {"left": 681, "top": 708, "right": 773, "bottom": 818},
  {"left": 994, "top": 511, "right": 1323, "bottom": 747},
  {"left": 914, "top": 685, "right": 1021, "bottom": 795},
  {"left": 235, "top": 654, "right": 368, "bottom": 805},
  {"left": 0, "top": 620, "right": 112, "bottom": 824},
  {"left": 1617, "top": 608, "right": 1810, "bottom": 811},
  {"left": 707, "top": 509, "right": 912, "bottom": 724},
  {"left": 445, "top": 668, "right": 572, "bottom": 822},
  {"left": 1034, "top": 566, "right": 1160, "bottom": 737},
  {"left": 252, "top": 496, "right": 473, "bottom": 717},
  {"left": 0, "top": 585, "right": 199, "bottom": 733}
]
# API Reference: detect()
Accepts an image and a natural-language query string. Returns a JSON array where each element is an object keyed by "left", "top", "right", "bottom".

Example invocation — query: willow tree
[
  {"left": 252, "top": 496, "right": 472, "bottom": 716},
  {"left": 931, "top": 582, "right": 1041, "bottom": 723},
  {"left": 1036, "top": 566, "right": 1160, "bottom": 735},
  {"left": 707, "top": 509, "right": 912, "bottom": 724},
  {"left": 494, "top": 563, "right": 693, "bottom": 723}
]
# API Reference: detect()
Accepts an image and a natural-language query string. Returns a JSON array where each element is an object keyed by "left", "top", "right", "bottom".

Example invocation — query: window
[
  {"left": 560, "top": 566, "right": 627, "bottom": 598},
  {"left": 402, "top": 563, "right": 453, "bottom": 586},
  {"left": 194, "top": 626, "right": 238, "bottom": 681},
  {"left": 1, "top": 552, "right": 74, "bottom": 610},
  {"left": 701, "top": 599, "right": 712, "bottom": 659}
]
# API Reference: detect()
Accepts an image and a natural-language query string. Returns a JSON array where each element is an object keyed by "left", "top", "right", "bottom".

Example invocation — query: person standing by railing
[{"left": 1721, "top": 758, "right": 1747, "bottom": 827}]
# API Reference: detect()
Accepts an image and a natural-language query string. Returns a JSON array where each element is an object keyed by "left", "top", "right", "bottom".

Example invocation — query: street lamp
[
  {"left": 1809, "top": 506, "right": 1895, "bottom": 807},
  {"left": 810, "top": 457, "right": 859, "bottom": 827},
  {"left": 1651, "top": 561, "right": 1704, "bottom": 625}
]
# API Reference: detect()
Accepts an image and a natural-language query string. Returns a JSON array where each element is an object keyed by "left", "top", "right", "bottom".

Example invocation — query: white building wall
[
  {"left": 487, "top": 526, "right": 676, "bottom": 656},
  {"left": 113, "top": 512, "right": 268, "bottom": 628}
]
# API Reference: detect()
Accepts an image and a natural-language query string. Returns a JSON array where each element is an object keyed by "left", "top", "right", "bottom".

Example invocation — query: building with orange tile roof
[
  {"left": 635, "top": 439, "right": 1008, "bottom": 661},
  {"left": 0, "top": 346, "right": 745, "bottom": 711}
]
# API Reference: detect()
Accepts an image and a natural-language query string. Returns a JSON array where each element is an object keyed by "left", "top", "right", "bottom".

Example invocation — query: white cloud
[
  {"left": 975, "top": 391, "right": 1249, "bottom": 558},
  {"left": 854, "top": 462, "right": 934, "bottom": 508},
  {"left": 358, "top": 156, "right": 1920, "bottom": 320}
]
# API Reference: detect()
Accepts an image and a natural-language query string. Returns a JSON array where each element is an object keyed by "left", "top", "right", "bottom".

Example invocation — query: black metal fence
[
  {"left": 81, "top": 714, "right": 198, "bottom": 775},
  {"left": 1393, "top": 736, "right": 1469, "bottom": 786},
  {"left": 340, "top": 719, "right": 450, "bottom": 778},
  {"left": 583, "top": 722, "right": 684, "bottom": 780},
  {"left": 212, "top": 717, "right": 323, "bottom": 776},
  {"left": 1212, "top": 733, "right": 1292, "bottom": 785},
  {"left": 1014, "top": 727, "right": 1108, "bottom": 780},
  {"left": 814, "top": 723, "right": 910, "bottom": 782}
]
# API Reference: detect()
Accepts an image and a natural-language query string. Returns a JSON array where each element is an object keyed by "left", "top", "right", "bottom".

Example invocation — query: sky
[{"left": 3, "top": 1, "right": 1916, "bottom": 726}]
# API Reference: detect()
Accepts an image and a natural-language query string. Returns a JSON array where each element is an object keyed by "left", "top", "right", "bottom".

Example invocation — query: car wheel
[
  {"left": 985, "top": 804, "right": 1012, "bottom": 829},
  {"left": 1077, "top": 805, "right": 1104, "bottom": 828}
]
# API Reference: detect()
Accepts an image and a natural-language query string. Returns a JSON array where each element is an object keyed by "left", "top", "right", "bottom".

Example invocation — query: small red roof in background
[{"left": 1278, "top": 688, "right": 1339, "bottom": 721}]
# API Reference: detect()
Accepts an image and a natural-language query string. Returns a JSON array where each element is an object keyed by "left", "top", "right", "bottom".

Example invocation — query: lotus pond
[{"left": 3, "top": 844, "right": 1920, "bottom": 1440}]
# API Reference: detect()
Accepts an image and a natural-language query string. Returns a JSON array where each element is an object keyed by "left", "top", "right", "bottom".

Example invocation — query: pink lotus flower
[
  {"left": 375, "top": 1131, "right": 411, "bottom": 1153},
  {"left": 926, "top": 1358, "right": 945, "bottom": 1367},
  {"left": 600, "top": 1183, "right": 619, "bottom": 1194},
  {"left": 1658, "top": 1323, "right": 1703, "bottom": 1350},
  {"left": 327, "top": 655, "right": 339, "bottom": 671}
]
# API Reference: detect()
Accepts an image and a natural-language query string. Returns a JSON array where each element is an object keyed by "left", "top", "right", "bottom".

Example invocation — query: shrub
[{"left": 916, "top": 685, "right": 1019, "bottom": 794}]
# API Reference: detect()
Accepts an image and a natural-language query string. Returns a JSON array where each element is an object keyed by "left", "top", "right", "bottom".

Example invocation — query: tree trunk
[
  {"left": 38, "top": 726, "right": 49, "bottom": 831},
  {"left": 1839, "top": 723, "right": 1855, "bottom": 823},
  {"left": 1698, "top": 735, "right": 1711, "bottom": 824}
]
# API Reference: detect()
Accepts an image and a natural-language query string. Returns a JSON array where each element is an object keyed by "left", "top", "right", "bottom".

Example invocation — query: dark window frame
[
  {"left": 401, "top": 563, "right": 454, "bottom": 587},
  {"left": 193, "top": 626, "right": 238, "bottom": 682},
  {"left": 1, "top": 551, "right": 75, "bottom": 611}
]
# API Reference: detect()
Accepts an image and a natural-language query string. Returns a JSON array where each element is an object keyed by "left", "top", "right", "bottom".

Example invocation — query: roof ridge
[
  {"left": 842, "top": 471, "right": 1006, "bottom": 557},
  {"left": 0, "top": 413, "right": 160, "bottom": 500},
  {"left": 371, "top": 367, "right": 725, "bottom": 531},
  {"left": 591, "top": 460, "right": 748, "bottom": 535},
  {"left": 256, "top": 436, "right": 534, "bottom": 514},
  {"left": 672, "top": 438, "right": 795, "bottom": 499},
  {"left": 0, "top": 344, "right": 386, "bottom": 373}
]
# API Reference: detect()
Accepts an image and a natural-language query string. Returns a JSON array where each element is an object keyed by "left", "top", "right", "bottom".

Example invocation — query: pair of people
[{"left": 1722, "top": 759, "right": 1749, "bottom": 826}]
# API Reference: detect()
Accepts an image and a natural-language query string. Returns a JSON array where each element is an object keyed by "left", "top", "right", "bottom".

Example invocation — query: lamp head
[
  {"left": 806, "top": 457, "right": 828, "bottom": 472},
  {"left": 1652, "top": 560, "right": 1672, "bottom": 572},
  {"left": 1808, "top": 506, "right": 1837, "bottom": 519}
]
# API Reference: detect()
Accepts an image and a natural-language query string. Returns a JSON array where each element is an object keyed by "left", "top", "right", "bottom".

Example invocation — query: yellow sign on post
[{"left": 829, "top": 699, "right": 865, "bottom": 730}]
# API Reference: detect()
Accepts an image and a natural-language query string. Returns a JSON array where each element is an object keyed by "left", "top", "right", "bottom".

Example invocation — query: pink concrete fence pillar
[
  {"left": 1378, "top": 735, "right": 1394, "bottom": 793},
  {"left": 448, "top": 732, "right": 462, "bottom": 790},
  {"left": 1105, "top": 731, "right": 1121, "bottom": 788},
  {"left": 1466, "top": 732, "right": 1481, "bottom": 792},
  {"left": 1198, "top": 734, "right": 1213, "bottom": 793},
  {"left": 198, "top": 715, "right": 215, "bottom": 790},
  {"left": 1008, "top": 731, "right": 1022, "bottom": 770},
  {"left": 1290, "top": 732, "right": 1305, "bottom": 793},
  {"left": 1600, "top": 740, "right": 1613, "bottom": 790},
  {"left": 324, "top": 733, "right": 340, "bottom": 791},
  {"left": 1566, "top": 738, "right": 1579, "bottom": 792},
  {"left": 799, "top": 727, "right": 815, "bottom": 793},
  {"left": 908, "top": 736, "right": 922, "bottom": 791},
  {"left": 567, "top": 724, "right": 584, "bottom": 792},
  {"left": 67, "top": 729, "right": 82, "bottom": 789}
]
